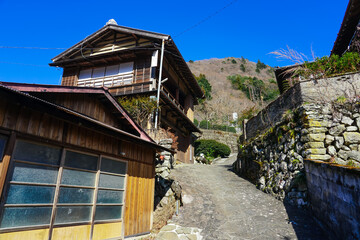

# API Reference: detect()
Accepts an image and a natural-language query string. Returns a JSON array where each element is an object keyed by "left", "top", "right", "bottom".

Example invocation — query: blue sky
[{"left": 0, "top": 0, "right": 349, "bottom": 84}]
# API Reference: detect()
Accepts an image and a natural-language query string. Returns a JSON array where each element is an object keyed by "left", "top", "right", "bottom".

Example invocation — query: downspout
[{"left": 154, "top": 39, "right": 165, "bottom": 129}]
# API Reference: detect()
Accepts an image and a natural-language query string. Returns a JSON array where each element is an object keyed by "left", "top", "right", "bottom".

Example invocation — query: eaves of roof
[
  {"left": 0, "top": 82, "right": 154, "bottom": 143},
  {"left": 0, "top": 83, "right": 174, "bottom": 153},
  {"left": 331, "top": 0, "right": 360, "bottom": 56},
  {"left": 51, "top": 24, "right": 170, "bottom": 63}
]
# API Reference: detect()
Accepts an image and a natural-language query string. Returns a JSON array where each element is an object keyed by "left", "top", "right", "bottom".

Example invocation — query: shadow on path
[{"left": 221, "top": 157, "right": 327, "bottom": 240}]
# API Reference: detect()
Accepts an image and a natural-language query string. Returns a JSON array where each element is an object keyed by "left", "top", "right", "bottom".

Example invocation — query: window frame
[{"left": 0, "top": 139, "right": 128, "bottom": 234}]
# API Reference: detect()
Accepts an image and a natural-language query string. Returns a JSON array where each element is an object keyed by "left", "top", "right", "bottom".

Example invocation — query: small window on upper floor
[{"left": 78, "top": 62, "right": 134, "bottom": 88}]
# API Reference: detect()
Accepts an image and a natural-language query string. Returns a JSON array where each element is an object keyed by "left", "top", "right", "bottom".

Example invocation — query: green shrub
[
  {"left": 240, "top": 64, "right": 246, "bottom": 72},
  {"left": 299, "top": 52, "right": 360, "bottom": 78},
  {"left": 199, "top": 120, "right": 210, "bottom": 129},
  {"left": 228, "top": 126, "right": 236, "bottom": 133},
  {"left": 262, "top": 88, "right": 280, "bottom": 101},
  {"left": 195, "top": 74, "right": 212, "bottom": 102},
  {"left": 189, "top": 60, "right": 194, "bottom": 63},
  {"left": 241, "top": 56, "right": 246, "bottom": 64},
  {"left": 231, "top": 59, "right": 237, "bottom": 64},
  {"left": 256, "top": 59, "right": 267, "bottom": 70},
  {"left": 194, "top": 118, "right": 199, "bottom": 127},
  {"left": 194, "top": 139, "right": 231, "bottom": 158},
  {"left": 212, "top": 124, "right": 226, "bottom": 131},
  {"left": 268, "top": 78, "right": 276, "bottom": 84}
]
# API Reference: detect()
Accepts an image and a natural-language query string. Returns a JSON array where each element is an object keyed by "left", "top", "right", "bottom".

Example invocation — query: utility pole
[{"left": 154, "top": 39, "right": 165, "bottom": 129}]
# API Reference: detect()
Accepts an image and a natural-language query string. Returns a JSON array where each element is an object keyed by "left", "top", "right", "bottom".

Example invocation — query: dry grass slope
[{"left": 187, "top": 57, "right": 276, "bottom": 124}]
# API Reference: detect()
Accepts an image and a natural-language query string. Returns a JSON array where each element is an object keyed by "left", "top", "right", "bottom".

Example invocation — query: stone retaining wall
[
  {"left": 233, "top": 107, "right": 307, "bottom": 205},
  {"left": 233, "top": 71, "right": 360, "bottom": 236},
  {"left": 198, "top": 129, "right": 239, "bottom": 153},
  {"left": 153, "top": 139, "right": 182, "bottom": 231},
  {"left": 305, "top": 160, "right": 360, "bottom": 240},
  {"left": 244, "top": 72, "right": 360, "bottom": 141}
]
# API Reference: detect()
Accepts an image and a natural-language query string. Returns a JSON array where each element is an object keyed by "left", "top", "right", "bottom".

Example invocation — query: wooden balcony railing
[
  {"left": 160, "top": 86, "right": 185, "bottom": 114},
  {"left": 77, "top": 73, "right": 133, "bottom": 88}
]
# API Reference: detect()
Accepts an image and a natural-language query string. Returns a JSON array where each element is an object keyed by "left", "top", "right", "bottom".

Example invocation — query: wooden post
[
  {"left": 0, "top": 131, "right": 16, "bottom": 198},
  {"left": 242, "top": 119, "right": 248, "bottom": 142}
]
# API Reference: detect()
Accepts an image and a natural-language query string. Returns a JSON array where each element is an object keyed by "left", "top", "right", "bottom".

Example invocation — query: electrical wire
[
  {"left": 0, "top": 61, "right": 48, "bottom": 67},
  {"left": 0, "top": 46, "right": 67, "bottom": 50},
  {"left": 174, "top": 0, "right": 239, "bottom": 38}
]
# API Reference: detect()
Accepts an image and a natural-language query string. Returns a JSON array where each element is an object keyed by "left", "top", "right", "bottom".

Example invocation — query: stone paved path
[{"left": 167, "top": 154, "right": 327, "bottom": 240}]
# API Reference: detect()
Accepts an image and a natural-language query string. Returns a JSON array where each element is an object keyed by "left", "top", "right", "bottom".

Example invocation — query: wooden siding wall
[
  {"left": 33, "top": 93, "right": 121, "bottom": 129},
  {"left": 163, "top": 59, "right": 189, "bottom": 98},
  {"left": 0, "top": 102, "right": 153, "bottom": 165},
  {"left": 0, "top": 94, "right": 156, "bottom": 238},
  {"left": 124, "top": 160, "right": 155, "bottom": 236},
  {"left": 176, "top": 133, "right": 191, "bottom": 163},
  {"left": 61, "top": 68, "right": 79, "bottom": 86}
]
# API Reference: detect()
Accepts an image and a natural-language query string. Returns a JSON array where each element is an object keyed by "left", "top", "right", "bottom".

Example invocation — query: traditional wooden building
[
  {"left": 0, "top": 82, "right": 166, "bottom": 239},
  {"left": 331, "top": 0, "right": 360, "bottom": 56},
  {"left": 49, "top": 19, "right": 204, "bottom": 163}
]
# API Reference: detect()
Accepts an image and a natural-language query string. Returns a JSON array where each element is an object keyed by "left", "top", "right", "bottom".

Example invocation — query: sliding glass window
[{"left": 0, "top": 140, "right": 127, "bottom": 231}]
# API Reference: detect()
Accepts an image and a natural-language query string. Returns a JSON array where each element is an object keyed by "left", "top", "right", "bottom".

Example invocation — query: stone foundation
[{"left": 153, "top": 139, "right": 182, "bottom": 231}]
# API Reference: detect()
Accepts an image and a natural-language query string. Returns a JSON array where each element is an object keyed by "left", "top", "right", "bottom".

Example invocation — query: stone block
[
  {"left": 304, "top": 148, "right": 327, "bottom": 155},
  {"left": 161, "top": 170, "right": 170, "bottom": 179},
  {"left": 157, "top": 231, "right": 180, "bottom": 240},
  {"left": 338, "top": 150, "right": 349, "bottom": 160},
  {"left": 356, "top": 117, "right": 360, "bottom": 129},
  {"left": 335, "top": 157, "right": 347, "bottom": 165},
  {"left": 306, "top": 154, "right": 331, "bottom": 161},
  {"left": 344, "top": 132, "right": 360, "bottom": 144},
  {"left": 329, "top": 125, "right": 346, "bottom": 136},
  {"left": 341, "top": 145, "right": 351, "bottom": 151},
  {"left": 325, "top": 135, "right": 335, "bottom": 145},
  {"left": 350, "top": 144, "right": 358, "bottom": 151},
  {"left": 327, "top": 146, "right": 337, "bottom": 156},
  {"left": 335, "top": 136, "right": 345, "bottom": 150},
  {"left": 304, "top": 142, "right": 324, "bottom": 148},
  {"left": 305, "top": 119, "right": 329, "bottom": 127},
  {"left": 301, "top": 133, "right": 326, "bottom": 142},
  {"left": 160, "top": 224, "right": 177, "bottom": 232},
  {"left": 346, "top": 126, "right": 358, "bottom": 132},
  {"left": 308, "top": 127, "right": 328, "bottom": 133},
  {"left": 309, "top": 133, "right": 326, "bottom": 142},
  {"left": 347, "top": 150, "right": 360, "bottom": 162},
  {"left": 341, "top": 116, "right": 354, "bottom": 126},
  {"left": 280, "top": 162, "right": 287, "bottom": 172}
]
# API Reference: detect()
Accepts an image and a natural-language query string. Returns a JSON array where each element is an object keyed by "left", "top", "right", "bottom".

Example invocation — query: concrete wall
[
  {"left": 305, "top": 160, "right": 360, "bottom": 240},
  {"left": 199, "top": 129, "right": 239, "bottom": 153}
]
